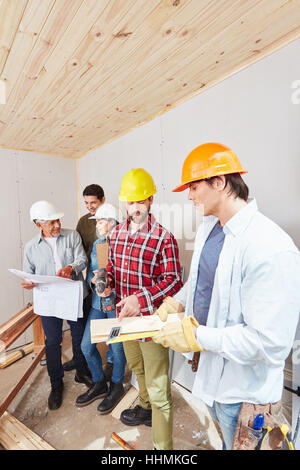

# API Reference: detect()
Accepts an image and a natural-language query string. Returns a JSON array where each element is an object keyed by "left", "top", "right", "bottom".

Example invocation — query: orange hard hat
[{"left": 173, "top": 143, "right": 247, "bottom": 192}]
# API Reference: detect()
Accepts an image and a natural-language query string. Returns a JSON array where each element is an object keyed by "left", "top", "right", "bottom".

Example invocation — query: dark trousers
[
  {"left": 67, "top": 292, "right": 92, "bottom": 363},
  {"left": 41, "top": 315, "right": 88, "bottom": 389},
  {"left": 82, "top": 291, "right": 93, "bottom": 325}
]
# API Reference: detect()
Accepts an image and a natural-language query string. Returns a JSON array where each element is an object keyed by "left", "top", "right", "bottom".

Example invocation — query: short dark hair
[
  {"left": 205, "top": 173, "right": 249, "bottom": 201},
  {"left": 83, "top": 184, "right": 105, "bottom": 201}
]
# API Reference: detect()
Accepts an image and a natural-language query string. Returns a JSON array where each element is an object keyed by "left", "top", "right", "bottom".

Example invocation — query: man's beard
[{"left": 128, "top": 209, "right": 149, "bottom": 225}]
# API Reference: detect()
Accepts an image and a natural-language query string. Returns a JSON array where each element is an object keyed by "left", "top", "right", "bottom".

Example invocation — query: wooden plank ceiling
[{"left": 0, "top": 0, "right": 299, "bottom": 159}]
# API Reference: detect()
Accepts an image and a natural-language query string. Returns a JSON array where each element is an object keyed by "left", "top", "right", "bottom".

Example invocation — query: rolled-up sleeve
[{"left": 196, "top": 251, "right": 300, "bottom": 366}]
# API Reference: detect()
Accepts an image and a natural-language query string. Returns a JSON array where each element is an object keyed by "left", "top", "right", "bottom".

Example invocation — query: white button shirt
[{"left": 174, "top": 199, "right": 300, "bottom": 406}]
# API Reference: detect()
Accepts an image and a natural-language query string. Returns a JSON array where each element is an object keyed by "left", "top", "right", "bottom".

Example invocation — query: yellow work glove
[
  {"left": 155, "top": 296, "right": 184, "bottom": 322},
  {"left": 153, "top": 316, "right": 204, "bottom": 353}
]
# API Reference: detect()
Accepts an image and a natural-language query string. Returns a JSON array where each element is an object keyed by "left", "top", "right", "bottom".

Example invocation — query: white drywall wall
[
  {"left": 77, "top": 38, "right": 300, "bottom": 437},
  {"left": 78, "top": 38, "right": 300, "bottom": 256},
  {"left": 0, "top": 149, "right": 77, "bottom": 348}
]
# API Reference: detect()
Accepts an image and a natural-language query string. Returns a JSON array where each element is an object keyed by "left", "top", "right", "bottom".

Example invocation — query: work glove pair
[{"left": 153, "top": 297, "right": 204, "bottom": 353}]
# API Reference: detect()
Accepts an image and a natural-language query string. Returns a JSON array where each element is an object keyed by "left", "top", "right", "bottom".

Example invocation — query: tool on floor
[{"left": 111, "top": 432, "right": 134, "bottom": 450}]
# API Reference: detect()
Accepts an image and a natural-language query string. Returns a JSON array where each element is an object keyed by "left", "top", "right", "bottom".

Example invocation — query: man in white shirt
[
  {"left": 154, "top": 143, "right": 300, "bottom": 450},
  {"left": 22, "top": 201, "right": 92, "bottom": 410}
]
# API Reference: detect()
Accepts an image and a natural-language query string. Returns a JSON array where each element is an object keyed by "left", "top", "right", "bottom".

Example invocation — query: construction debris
[
  {"left": 0, "top": 343, "right": 34, "bottom": 369},
  {"left": 0, "top": 304, "right": 36, "bottom": 353},
  {"left": 111, "top": 387, "right": 139, "bottom": 420},
  {"left": 111, "top": 432, "right": 135, "bottom": 450},
  {"left": 0, "top": 412, "right": 54, "bottom": 450}
]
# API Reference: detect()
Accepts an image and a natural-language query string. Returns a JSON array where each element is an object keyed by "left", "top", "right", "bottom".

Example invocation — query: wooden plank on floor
[
  {"left": 0, "top": 304, "right": 37, "bottom": 353},
  {"left": 0, "top": 343, "right": 34, "bottom": 369},
  {"left": 0, "top": 345, "right": 45, "bottom": 418},
  {"left": 111, "top": 386, "right": 139, "bottom": 420},
  {"left": 0, "top": 411, "right": 54, "bottom": 450}
]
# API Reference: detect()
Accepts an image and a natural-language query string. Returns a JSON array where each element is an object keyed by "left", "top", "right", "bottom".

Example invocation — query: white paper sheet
[
  {"left": 33, "top": 282, "right": 82, "bottom": 321},
  {"left": 9, "top": 269, "right": 75, "bottom": 284},
  {"left": 9, "top": 268, "right": 83, "bottom": 321}
]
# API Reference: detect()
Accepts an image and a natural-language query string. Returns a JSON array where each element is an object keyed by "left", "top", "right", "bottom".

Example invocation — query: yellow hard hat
[{"left": 119, "top": 168, "right": 157, "bottom": 202}]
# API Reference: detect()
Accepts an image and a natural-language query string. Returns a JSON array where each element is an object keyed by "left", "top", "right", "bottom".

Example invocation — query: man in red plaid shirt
[{"left": 105, "top": 168, "right": 182, "bottom": 450}]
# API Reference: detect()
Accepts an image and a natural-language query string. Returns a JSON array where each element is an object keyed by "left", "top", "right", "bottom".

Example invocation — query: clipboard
[{"left": 96, "top": 242, "right": 109, "bottom": 269}]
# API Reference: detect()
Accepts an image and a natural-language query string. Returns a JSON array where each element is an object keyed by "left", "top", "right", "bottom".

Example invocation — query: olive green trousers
[{"left": 123, "top": 339, "right": 173, "bottom": 450}]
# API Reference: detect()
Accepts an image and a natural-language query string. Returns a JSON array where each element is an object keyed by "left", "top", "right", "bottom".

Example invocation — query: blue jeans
[
  {"left": 41, "top": 315, "right": 88, "bottom": 389},
  {"left": 207, "top": 402, "right": 242, "bottom": 450},
  {"left": 81, "top": 307, "right": 126, "bottom": 384}
]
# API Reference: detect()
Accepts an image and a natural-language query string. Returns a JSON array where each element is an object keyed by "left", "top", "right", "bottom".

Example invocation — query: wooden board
[
  {"left": 91, "top": 312, "right": 184, "bottom": 343},
  {"left": 96, "top": 242, "right": 109, "bottom": 269},
  {"left": 32, "top": 315, "right": 45, "bottom": 355},
  {"left": 0, "top": 343, "right": 34, "bottom": 369},
  {"left": 0, "top": 0, "right": 299, "bottom": 157},
  {"left": 0, "top": 304, "right": 37, "bottom": 353},
  {"left": 0, "top": 411, "right": 54, "bottom": 450},
  {"left": 111, "top": 386, "right": 139, "bottom": 420},
  {"left": 0, "top": 345, "right": 45, "bottom": 418}
]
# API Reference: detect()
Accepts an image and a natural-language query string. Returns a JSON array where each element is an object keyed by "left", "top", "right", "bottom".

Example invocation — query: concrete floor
[{"left": 0, "top": 332, "right": 222, "bottom": 450}]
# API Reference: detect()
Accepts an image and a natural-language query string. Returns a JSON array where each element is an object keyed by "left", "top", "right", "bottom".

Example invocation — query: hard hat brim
[
  {"left": 118, "top": 189, "right": 156, "bottom": 202},
  {"left": 172, "top": 170, "right": 248, "bottom": 192},
  {"left": 50, "top": 212, "right": 64, "bottom": 220},
  {"left": 172, "top": 183, "right": 189, "bottom": 192},
  {"left": 32, "top": 212, "right": 64, "bottom": 221}
]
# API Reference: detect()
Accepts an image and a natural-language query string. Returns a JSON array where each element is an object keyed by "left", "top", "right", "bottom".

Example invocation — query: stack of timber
[{"left": 0, "top": 412, "right": 54, "bottom": 450}]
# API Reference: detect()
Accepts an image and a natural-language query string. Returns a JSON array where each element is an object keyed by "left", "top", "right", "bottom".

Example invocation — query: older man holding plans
[{"left": 22, "top": 200, "right": 92, "bottom": 410}]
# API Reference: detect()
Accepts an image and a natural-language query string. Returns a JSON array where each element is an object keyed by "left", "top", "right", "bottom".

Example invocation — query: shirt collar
[
  {"left": 223, "top": 198, "right": 258, "bottom": 236},
  {"left": 37, "top": 229, "right": 65, "bottom": 243},
  {"left": 96, "top": 235, "right": 107, "bottom": 243}
]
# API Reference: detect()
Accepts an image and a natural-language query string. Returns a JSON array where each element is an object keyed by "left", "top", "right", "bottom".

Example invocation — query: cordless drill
[{"left": 95, "top": 268, "right": 108, "bottom": 295}]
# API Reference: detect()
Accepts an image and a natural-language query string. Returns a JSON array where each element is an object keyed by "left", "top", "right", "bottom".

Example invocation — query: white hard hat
[
  {"left": 30, "top": 200, "right": 64, "bottom": 222},
  {"left": 89, "top": 203, "right": 119, "bottom": 222}
]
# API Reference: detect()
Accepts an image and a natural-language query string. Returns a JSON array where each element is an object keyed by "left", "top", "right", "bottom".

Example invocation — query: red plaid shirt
[{"left": 107, "top": 214, "right": 183, "bottom": 316}]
